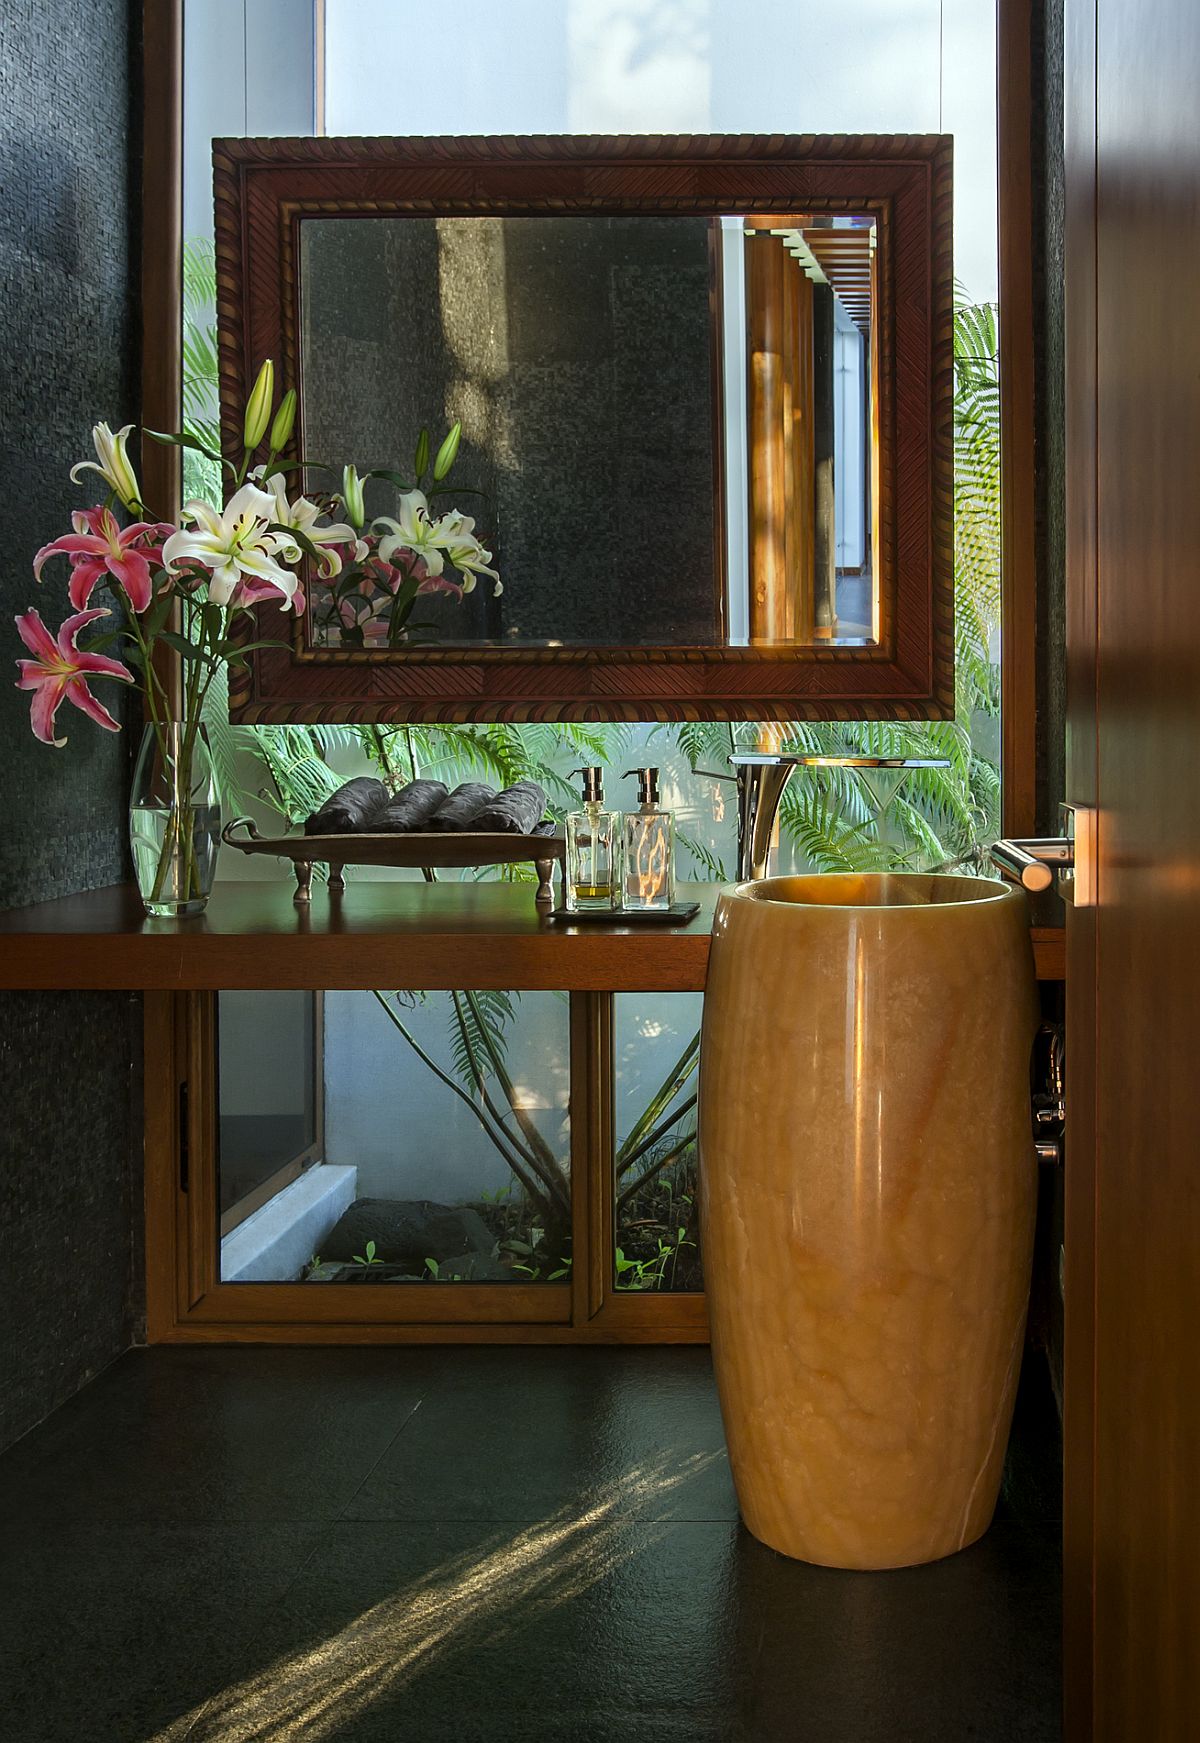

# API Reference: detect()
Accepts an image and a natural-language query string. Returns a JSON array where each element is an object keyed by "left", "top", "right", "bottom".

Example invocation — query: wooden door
[{"left": 1063, "top": 0, "right": 1200, "bottom": 1733}]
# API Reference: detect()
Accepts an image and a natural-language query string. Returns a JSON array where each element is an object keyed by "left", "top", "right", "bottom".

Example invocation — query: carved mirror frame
[{"left": 214, "top": 133, "right": 953, "bottom": 724}]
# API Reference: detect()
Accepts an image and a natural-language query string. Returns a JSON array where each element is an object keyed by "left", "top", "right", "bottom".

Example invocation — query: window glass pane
[
  {"left": 614, "top": 992, "right": 703, "bottom": 1293},
  {"left": 218, "top": 988, "right": 571, "bottom": 1284},
  {"left": 218, "top": 990, "right": 318, "bottom": 1232}
]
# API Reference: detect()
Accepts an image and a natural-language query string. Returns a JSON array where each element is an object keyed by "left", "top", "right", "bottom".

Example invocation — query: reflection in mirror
[
  {"left": 735, "top": 214, "right": 878, "bottom": 645},
  {"left": 298, "top": 211, "right": 878, "bottom": 654}
]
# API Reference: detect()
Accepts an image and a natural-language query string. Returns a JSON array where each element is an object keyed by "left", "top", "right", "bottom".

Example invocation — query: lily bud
[
  {"left": 413, "top": 427, "right": 430, "bottom": 480},
  {"left": 69, "top": 423, "right": 142, "bottom": 512},
  {"left": 268, "top": 387, "right": 296, "bottom": 454},
  {"left": 243, "top": 359, "right": 275, "bottom": 450},
  {"left": 341, "top": 464, "right": 366, "bottom": 532},
  {"left": 432, "top": 421, "right": 462, "bottom": 482}
]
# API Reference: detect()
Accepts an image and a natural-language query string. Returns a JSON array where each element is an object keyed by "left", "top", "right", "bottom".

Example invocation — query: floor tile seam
[
  {"left": 270, "top": 1519, "right": 342, "bottom": 1608},
  {"left": 331, "top": 1396, "right": 429, "bottom": 1524}
]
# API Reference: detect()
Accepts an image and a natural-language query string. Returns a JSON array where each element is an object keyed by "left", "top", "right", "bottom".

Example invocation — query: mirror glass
[{"left": 298, "top": 211, "right": 878, "bottom": 653}]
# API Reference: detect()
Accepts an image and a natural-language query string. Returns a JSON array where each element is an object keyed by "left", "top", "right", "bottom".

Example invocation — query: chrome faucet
[{"left": 730, "top": 752, "right": 950, "bottom": 881}]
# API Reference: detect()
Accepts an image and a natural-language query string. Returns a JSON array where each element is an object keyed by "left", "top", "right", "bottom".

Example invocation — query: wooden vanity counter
[{"left": 0, "top": 881, "right": 1066, "bottom": 990}]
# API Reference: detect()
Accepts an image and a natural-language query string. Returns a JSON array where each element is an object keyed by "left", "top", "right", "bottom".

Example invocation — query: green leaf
[
  {"left": 142, "top": 592, "right": 175, "bottom": 640},
  {"left": 156, "top": 630, "right": 210, "bottom": 665},
  {"left": 268, "top": 520, "right": 324, "bottom": 569},
  {"left": 144, "top": 428, "right": 222, "bottom": 463},
  {"left": 365, "top": 468, "right": 415, "bottom": 492},
  {"left": 83, "top": 629, "right": 128, "bottom": 654},
  {"left": 214, "top": 637, "right": 290, "bottom": 660}
]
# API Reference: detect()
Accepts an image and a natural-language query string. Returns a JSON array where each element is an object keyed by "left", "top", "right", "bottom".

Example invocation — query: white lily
[
  {"left": 258, "top": 472, "right": 361, "bottom": 576},
  {"left": 161, "top": 483, "right": 299, "bottom": 609},
  {"left": 70, "top": 422, "right": 142, "bottom": 512},
  {"left": 372, "top": 491, "right": 447, "bottom": 577},
  {"left": 434, "top": 510, "right": 502, "bottom": 596}
]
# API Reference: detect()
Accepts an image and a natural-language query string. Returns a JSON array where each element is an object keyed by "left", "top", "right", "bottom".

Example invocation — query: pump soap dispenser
[
  {"left": 621, "top": 767, "right": 676, "bottom": 911},
  {"left": 564, "top": 767, "right": 620, "bottom": 912}
]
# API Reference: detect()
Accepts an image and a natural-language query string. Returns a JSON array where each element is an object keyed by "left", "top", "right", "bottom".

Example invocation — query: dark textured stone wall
[
  {"left": 0, "top": 0, "right": 142, "bottom": 1449},
  {"left": 303, "top": 214, "right": 718, "bottom": 647}
]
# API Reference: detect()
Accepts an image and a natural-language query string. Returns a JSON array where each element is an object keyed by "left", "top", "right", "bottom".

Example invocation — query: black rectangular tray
[{"left": 547, "top": 902, "right": 701, "bottom": 926}]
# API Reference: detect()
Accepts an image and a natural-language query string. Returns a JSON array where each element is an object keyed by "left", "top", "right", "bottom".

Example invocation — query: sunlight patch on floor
[{"left": 151, "top": 1451, "right": 721, "bottom": 1742}]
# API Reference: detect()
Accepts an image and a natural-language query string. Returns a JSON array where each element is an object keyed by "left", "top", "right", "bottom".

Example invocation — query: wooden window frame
[{"left": 146, "top": 989, "right": 708, "bottom": 1344}]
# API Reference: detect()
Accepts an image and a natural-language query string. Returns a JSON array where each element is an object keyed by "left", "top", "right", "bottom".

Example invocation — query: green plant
[
  {"left": 373, "top": 988, "right": 571, "bottom": 1236},
  {"left": 353, "top": 1240, "right": 383, "bottom": 1267},
  {"left": 615, "top": 1225, "right": 695, "bottom": 1292},
  {"left": 181, "top": 238, "right": 222, "bottom": 506}
]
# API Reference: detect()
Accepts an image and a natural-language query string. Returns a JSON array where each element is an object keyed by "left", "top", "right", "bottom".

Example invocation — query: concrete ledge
[{"left": 220, "top": 1163, "right": 357, "bottom": 1282}]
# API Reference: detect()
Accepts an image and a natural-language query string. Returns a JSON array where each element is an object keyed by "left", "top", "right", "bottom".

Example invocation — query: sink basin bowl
[{"left": 698, "top": 873, "right": 1039, "bottom": 1569}]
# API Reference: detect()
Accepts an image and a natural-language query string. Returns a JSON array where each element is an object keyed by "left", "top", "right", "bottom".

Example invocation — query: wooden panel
[
  {"left": 747, "top": 230, "right": 792, "bottom": 640},
  {"left": 1062, "top": 0, "right": 1099, "bottom": 1731},
  {"left": 0, "top": 880, "right": 1067, "bottom": 990},
  {"left": 999, "top": 0, "right": 1039, "bottom": 837},
  {"left": 213, "top": 133, "right": 954, "bottom": 724},
  {"left": 1086, "top": 0, "right": 1200, "bottom": 1731},
  {"left": 156, "top": 1320, "right": 711, "bottom": 1346},
  {"left": 191, "top": 1282, "right": 570, "bottom": 1325}
]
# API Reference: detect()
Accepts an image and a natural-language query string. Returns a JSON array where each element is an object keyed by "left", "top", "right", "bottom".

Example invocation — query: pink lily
[
  {"left": 374, "top": 551, "right": 463, "bottom": 600},
  {"left": 15, "top": 608, "right": 134, "bottom": 746},
  {"left": 33, "top": 507, "right": 173, "bottom": 614},
  {"left": 228, "top": 572, "right": 307, "bottom": 615}
]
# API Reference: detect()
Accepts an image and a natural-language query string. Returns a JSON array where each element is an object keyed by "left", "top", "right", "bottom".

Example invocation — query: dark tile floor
[{"left": 0, "top": 1347, "right": 1062, "bottom": 1742}]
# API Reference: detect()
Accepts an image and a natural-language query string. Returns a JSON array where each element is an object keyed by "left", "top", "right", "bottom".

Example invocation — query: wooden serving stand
[{"left": 220, "top": 817, "right": 564, "bottom": 906}]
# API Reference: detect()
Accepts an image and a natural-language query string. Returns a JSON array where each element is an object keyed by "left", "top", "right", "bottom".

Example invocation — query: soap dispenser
[
  {"left": 564, "top": 767, "right": 620, "bottom": 911},
  {"left": 621, "top": 767, "right": 676, "bottom": 911}
]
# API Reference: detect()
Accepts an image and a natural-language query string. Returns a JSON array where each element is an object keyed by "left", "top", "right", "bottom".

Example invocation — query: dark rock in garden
[
  {"left": 304, "top": 776, "right": 388, "bottom": 834},
  {"left": 320, "top": 1197, "right": 498, "bottom": 1267}
]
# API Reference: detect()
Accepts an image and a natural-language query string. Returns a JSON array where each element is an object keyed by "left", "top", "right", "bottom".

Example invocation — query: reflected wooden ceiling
[{"left": 747, "top": 215, "right": 875, "bottom": 333}]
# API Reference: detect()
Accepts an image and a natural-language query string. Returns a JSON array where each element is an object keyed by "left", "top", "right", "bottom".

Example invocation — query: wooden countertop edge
[{"left": 0, "top": 883, "right": 1068, "bottom": 989}]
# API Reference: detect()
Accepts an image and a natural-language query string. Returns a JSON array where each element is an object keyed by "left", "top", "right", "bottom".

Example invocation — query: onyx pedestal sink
[{"left": 698, "top": 874, "right": 1039, "bottom": 1570}]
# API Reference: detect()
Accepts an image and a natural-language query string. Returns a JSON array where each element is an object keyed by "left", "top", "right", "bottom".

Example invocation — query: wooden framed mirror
[{"left": 214, "top": 133, "right": 952, "bottom": 723}]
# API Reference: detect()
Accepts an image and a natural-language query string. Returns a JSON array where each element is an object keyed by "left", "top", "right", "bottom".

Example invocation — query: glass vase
[{"left": 129, "top": 723, "right": 221, "bottom": 918}]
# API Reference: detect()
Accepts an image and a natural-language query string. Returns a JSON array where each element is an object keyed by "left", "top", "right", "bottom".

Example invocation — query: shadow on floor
[{"left": 0, "top": 1346, "right": 1061, "bottom": 1742}]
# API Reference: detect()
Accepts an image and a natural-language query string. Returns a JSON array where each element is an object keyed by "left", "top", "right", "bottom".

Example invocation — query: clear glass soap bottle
[
  {"left": 621, "top": 767, "right": 675, "bottom": 911},
  {"left": 564, "top": 767, "right": 619, "bottom": 911}
]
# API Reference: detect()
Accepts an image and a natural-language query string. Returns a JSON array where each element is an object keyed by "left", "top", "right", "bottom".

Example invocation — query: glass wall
[
  {"left": 182, "top": 0, "right": 1002, "bottom": 889},
  {"left": 187, "top": 1, "right": 1001, "bottom": 1302}
]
